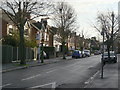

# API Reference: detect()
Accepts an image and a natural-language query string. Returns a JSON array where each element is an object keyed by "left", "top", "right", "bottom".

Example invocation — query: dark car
[
  {"left": 72, "top": 50, "right": 82, "bottom": 59},
  {"left": 101, "top": 51, "right": 117, "bottom": 64}
]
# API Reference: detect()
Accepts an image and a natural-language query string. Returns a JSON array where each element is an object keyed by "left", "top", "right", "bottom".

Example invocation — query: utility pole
[
  {"left": 111, "top": 12, "right": 114, "bottom": 51},
  {"left": 101, "top": 27, "right": 105, "bottom": 79}
]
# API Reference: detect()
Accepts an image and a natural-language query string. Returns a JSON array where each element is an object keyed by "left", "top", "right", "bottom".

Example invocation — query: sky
[
  {"left": 48, "top": 0, "right": 119, "bottom": 41},
  {"left": 1, "top": 0, "right": 119, "bottom": 41}
]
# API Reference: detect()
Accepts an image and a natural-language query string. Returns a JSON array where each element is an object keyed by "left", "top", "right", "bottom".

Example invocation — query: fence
[
  {"left": 2, "top": 45, "right": 35, "bottom": 64},
  {"left": 2, "top": 45, "right": 55, "bottom": 64}
]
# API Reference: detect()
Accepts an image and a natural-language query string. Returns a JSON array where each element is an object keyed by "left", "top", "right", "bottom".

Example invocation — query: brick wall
[
  {"left": 2, "top": 19, "right": 7, "bottom": 37},
  {"left": 49, "top": 33, "right": 53, "bottom": 47},
  {"left": 30, "top": 27, "right": 37, "bottom": 40}
]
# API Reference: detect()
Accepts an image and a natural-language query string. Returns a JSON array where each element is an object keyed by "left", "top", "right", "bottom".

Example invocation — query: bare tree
[
  {"left": 52, "top": 2, "right": 77, "bottom": 59},
  {"left": 94, "top": 11, "right": 119, "bottom": 59},
  {"left": 0, "top": 0, "right": 53, "bottom": 64}
]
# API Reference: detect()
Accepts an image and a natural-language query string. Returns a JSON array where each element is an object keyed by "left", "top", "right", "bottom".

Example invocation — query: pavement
[
  {"left": 2, "top": 56, "right": 72, "bottom": 73},
  {"left": 84, "top": 54, "right": 119, "bottom": 89}
]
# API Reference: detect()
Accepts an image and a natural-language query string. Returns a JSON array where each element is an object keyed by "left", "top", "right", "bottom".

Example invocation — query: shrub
[
  {"left": 2, "top": 35, "right": 19, "bottom": 47},
  {"left": 25, "top": 39, "right": 37, "bottom": 48}
]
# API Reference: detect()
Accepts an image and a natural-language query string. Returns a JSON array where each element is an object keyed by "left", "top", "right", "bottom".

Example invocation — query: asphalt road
[
  {"left": 118, "top": 54, "right": 120, "bottom": 89},
  {"left": 2, "top": 55, "right": 101, "bottom": 89}
]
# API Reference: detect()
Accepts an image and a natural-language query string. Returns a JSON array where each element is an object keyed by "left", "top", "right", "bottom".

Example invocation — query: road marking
[
  {"left": 51, "top": 82, "right": 56, "bottom": 89},
  {"left": 22, "top": 74, "right": 41, "bottom": 81},
  {"left": 30, "top": 82, "right": 56, "bottom": 89},
  {"left": 0, "top": 83, "right": 12, "bottom": 88},
  {"left": 46, "top": 69, "right": 56, "bottom": 74},
  {"left": 84, "top": 70, "right": 100, "bottom": 88}
]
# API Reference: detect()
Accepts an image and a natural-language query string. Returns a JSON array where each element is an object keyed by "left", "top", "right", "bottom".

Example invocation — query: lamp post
[
  {"left": 101, "top": 27, "right": 105, "bottom": 79},
  {"left": 111, "top": 12, "right": 114, "bottom": 51}
]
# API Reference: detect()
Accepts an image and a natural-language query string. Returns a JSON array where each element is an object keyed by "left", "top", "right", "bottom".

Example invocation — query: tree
[
  {"left": 0, "top": 0, "right": 52, "bottom": 64},
  {"left": 52, "top": 2, "right": 77, "bottom": 59},
  {"left": 94, "top": 11, "right": 119, "bottom": 59}
]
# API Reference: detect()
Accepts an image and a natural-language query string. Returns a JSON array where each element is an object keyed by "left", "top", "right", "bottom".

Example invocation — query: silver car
[
  {"left": 84, "top": 50, "right": 90, "bottom": 57},
  {"left": 101, "top": 51, "right": 117, "bottom": 64}
]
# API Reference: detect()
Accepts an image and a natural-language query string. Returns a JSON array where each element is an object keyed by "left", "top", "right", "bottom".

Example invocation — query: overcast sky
[
  {"left": 1, "top": 0, "right": 119, "bottom": 40},
  {"left": 48, "top": 0, "right": 119, "bottom": 41}
]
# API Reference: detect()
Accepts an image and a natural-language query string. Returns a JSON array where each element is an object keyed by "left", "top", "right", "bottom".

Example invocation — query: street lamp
[
  {"left": 111, "top": 12, "right": 115, "bottom": 51},
  {"left": 101, "top": 27, "right": 105, "bottom": 79}
]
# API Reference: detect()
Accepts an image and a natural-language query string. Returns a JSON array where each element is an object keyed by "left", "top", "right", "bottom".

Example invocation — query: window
[
  {"left": 8, "top": 25, "right": 13, "bottom": 35},
  {"left": 24, "top": 29, "right": 29, "bottom": 35}
]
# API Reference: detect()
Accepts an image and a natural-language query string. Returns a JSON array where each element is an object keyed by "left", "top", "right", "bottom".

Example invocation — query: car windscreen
[
  {"left": 110, "top": 53, "right": 115, "bottom": 56},
  {"left": 84, "top": 51, "right": 89, "bottom": 53},
  {"left": 74, "top": 51, "right": 79, "bottom": 53},
  {"left": 104, "top": 53, "right": 108, "bottom": 56},
  {"left": 104, "top": 53, "right": 115, "bottom": 56}
]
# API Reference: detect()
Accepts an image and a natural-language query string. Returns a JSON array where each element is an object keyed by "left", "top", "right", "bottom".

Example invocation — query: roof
[{"left": 32, "top": 22, "right": 42, "bottom": 31}]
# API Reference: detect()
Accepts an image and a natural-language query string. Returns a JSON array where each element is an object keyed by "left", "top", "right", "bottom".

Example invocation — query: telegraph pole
[
  {"left": 111, "top": 12, "right": 114, "bottom": 51},
  {"left": 101, "top": 27, "right": 105, "bottom": 79}
]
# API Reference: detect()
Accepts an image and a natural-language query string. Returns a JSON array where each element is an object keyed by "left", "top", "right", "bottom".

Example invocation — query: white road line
[
  {"left": 46, "top": 69, "right": 56, "bottom": 74},
  {"left": 30, "top": 82, "right": 56, "bottom": 88},
  {"left": 84, "top": 70, "right": 100, "bottom": 88},
  {"left": 51, "top": 82, "right": 56, "bottom": 88},
  {"left": 0, "top": 83, "right": 12, "bottom": 88},
  {"left": 22, "top": 74, "right": 41, "bottom": 81}
]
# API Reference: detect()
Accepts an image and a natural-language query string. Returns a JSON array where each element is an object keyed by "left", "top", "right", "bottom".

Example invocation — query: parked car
[
  {"left": 94, "top": 50, "right": 101, "bottom": 55},
  {"left": 81, "top": 51, "right": 86, "bottom": 58},
  {"left": 72, "top": 50, "right": 82, "bottom": 58},
  {"left": 101, "top": 51, "right": 117, "bottom": 64},
  {"left": 84, "top": 50, "right": 90, "bottom": 57}
]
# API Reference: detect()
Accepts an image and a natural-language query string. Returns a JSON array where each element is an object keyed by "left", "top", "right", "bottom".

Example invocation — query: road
[
  {"left": 118, "top": 54, "right": 120, "bottom": 89},
  {"left": 2, "top": 55, "right": 101, "bottom": 89}
]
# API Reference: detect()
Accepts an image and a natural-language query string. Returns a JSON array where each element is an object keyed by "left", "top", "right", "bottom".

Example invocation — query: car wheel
[
  {"left": 114, "top": 60, "right": 117, "bottom": 63},
  {"left": 103, "top": 61, "right": 106, "bottom": 65}
]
